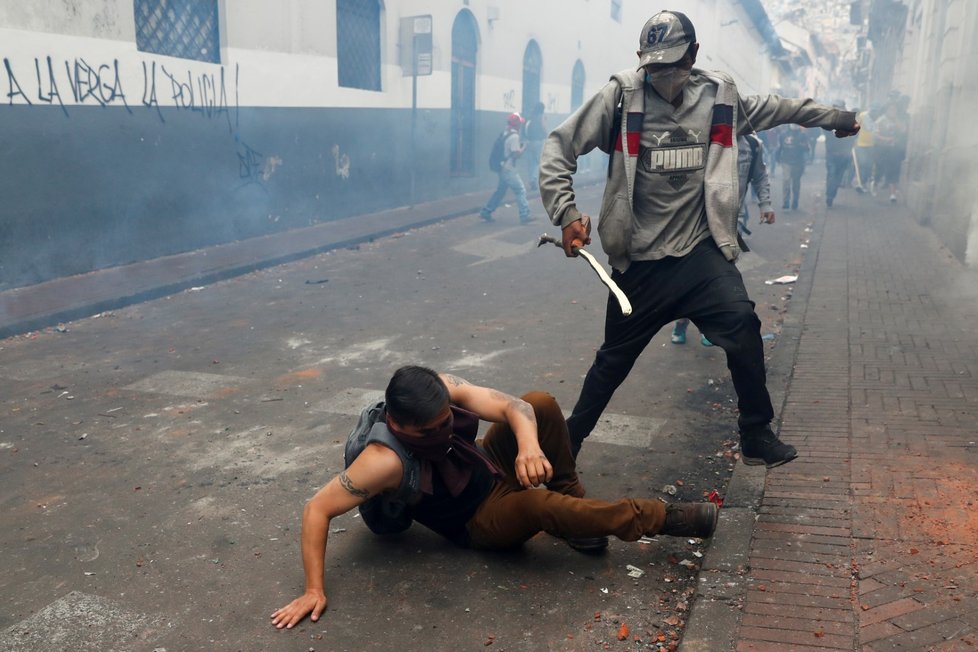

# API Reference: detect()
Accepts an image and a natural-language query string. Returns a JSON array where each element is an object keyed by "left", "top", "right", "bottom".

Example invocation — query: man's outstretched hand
[
  {"left": 271, "top": 589, "right": 327, "bottom": 629},
  {"left": 561, "top": 215, "right": 592, "bottom": 257}
]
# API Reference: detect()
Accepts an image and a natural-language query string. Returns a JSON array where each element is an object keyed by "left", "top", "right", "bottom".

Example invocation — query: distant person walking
[
  {"left": 737, "top": 133, "right": 774, "bottom": 235},
  {"left": 524, "top": 102, "right": 548, "bottom": 192},
  {"left": 853, "top": 107, "right": 877, "bottom": 194},
  {"left": 873, "top": 100, "right": 908, "bottom": 203},
  {"left": 481, "top": 112, "right": 532, "bottom": 224},
  {"left": 777, "top": 124, "right": 812, "bottom": 211},
  {"left": 825, "top": 101, "right": 854, "bottom": 208}
]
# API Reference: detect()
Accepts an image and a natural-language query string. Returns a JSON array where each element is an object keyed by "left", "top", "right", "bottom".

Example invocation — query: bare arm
[
  {"left": 439, "top": 373, "right": 553, "bottom": 488},
  {"left": 271, "top": 444, "right": 402, "bottom": 628}
]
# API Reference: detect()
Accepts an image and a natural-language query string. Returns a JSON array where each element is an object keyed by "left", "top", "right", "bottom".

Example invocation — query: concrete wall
[
  {"left": 895, "top": 0, "right": 978, "bottom": 266},
  {"left": 0, "top": 0, "right": 780, "bottom": 289}
]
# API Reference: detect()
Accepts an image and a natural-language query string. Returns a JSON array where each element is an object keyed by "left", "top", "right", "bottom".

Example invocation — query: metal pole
[{"left": 410, "top": 34, "right": 418, "bottom": 205}]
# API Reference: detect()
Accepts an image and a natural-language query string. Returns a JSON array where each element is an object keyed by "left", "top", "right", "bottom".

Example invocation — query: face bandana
[
  {"left": 389, "top": 413, "right": 455, "bottom": 462},
  {"left": 647, "top": 67, "right": 690, "bottom": 102},
  {"left": 388, "top": 409, "right": 500, "bottom": 497}
]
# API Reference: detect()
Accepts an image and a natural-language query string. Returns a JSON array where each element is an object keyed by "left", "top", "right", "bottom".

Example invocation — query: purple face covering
[
  {"left": 389, "top": 408, "right": 499, "bottom": 496},
  {"left": 388, "top": 413, "right": 454, "bottom": 461}
]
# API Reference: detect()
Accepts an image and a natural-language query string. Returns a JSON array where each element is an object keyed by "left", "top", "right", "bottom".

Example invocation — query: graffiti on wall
[
  {"left": 502, "top": 89, "right": 517, "bottom": 110},
  {"left": 2, "top": 55, "right": 239, "bottom": 132},
  {"left": 0, "top": 54, "right": 283, "bottom": 188}
]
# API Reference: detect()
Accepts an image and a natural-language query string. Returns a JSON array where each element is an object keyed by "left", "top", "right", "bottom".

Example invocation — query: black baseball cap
[{"left": 637, "top": 10, "right": 697, "bottom": 69}]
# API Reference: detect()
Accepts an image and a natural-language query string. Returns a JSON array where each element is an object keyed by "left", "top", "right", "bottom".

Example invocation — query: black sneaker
[
  {"left": 741, "top": 428, "right": 797, "bottom": 468},
  {"left": 661, "top": 502, "right": 719, "bottom": 538}
]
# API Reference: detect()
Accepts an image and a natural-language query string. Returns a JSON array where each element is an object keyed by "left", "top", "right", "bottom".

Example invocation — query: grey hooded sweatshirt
[{"left": 539, "top": 68, "right": 857, "bottom": 272}]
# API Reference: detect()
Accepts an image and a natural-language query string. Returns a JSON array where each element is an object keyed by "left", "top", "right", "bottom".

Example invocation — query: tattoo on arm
[
  {"left": 339, "top": 471, "right": 370, "bottom": 499},
  {"left": 487, "top": 389, "right": 536, "bottom": 424},
  {"left": 488, "top": 388, "right": 514, "bottom": 403},
  {"left": 443, "top": 374, "right": 469, "bottom": 387},
  {"left": 514, "top": 400, "right": 536, "bottom": 423}
]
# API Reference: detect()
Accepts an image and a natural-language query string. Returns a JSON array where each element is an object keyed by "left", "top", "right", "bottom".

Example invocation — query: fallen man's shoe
[
  {"left": 563, "top": 535, "right": 610, "bottom": 553},
  {"left": 661, "top": 502, "right": 719, "bottom": 538}
]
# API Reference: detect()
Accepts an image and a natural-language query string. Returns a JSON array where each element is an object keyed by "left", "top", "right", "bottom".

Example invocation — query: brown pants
[{"left": 466, "top": 391, "right": 665, "bottom": 550}]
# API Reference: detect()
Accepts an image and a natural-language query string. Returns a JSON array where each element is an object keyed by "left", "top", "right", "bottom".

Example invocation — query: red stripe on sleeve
[{"left": 709, "top": 124, "right": 733, "bottom": 148}]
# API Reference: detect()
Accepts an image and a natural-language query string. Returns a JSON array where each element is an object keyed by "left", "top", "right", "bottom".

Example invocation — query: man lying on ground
[{"left": 271, "top": 365, "right": 717, "bottom": 628}]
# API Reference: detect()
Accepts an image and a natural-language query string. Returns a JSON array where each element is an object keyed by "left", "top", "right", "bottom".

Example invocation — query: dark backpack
[
  {"left": 488, "top": 131, "right": 507, "bottom": 172},
  {"left": 343, "top": 400, "right": 421, "bottom": 535}
]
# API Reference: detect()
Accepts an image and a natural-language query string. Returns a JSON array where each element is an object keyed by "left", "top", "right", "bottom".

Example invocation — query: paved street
[{"left": 1, "top": 172, "right": 977, "bottom": 651}]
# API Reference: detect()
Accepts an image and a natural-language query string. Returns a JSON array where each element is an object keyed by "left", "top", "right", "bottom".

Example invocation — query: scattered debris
[
  {"left": 765, "top": 275, "right": 798, "bottom": 285},
  {"left": 55, "top": 323, "right": 68, "bottom": 333},
  {"left": 626, "top": 564, "right": 645, "bottom": 578},
  {"left": 617, "top": 623, "right": 629, "bottom": 641},
  {"left": 660, "top": 484, "right": 678, "bottom": 496},
  {"left": 706, "top": 490, "right": 724, "bottom": 507}
]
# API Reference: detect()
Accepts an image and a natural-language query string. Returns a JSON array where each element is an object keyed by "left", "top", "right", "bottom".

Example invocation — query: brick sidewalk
[{"left": 734, "top": 197, "right": 978, "bottom": 651}]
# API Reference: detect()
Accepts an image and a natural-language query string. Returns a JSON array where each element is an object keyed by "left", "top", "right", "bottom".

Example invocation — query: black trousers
[{"left": 566, "top": 239, "right": 774, "bottom": 456}]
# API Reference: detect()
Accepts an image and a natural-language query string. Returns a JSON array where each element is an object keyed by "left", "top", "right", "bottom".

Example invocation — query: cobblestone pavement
[{"left": 719, "top": 190, "right": 978, "bottom": 651}]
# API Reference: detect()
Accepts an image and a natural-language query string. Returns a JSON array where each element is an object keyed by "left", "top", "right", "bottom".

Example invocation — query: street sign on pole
[
  {"left": 399, "top": 15, "right": 433, "bottom": 204},
  {"left": 399, "top": 15, "right": 433, "bottom": 77}
]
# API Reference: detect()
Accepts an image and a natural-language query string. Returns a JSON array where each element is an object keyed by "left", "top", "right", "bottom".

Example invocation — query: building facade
[
  {"left": 1, "top": 0, "right": 784, "bottom": 288},
  {"left": 888, "top": 0, "right": 978, "bottom": 266}
]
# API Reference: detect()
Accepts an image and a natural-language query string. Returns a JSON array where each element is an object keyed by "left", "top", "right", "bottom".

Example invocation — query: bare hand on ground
[{"left": 271, "top": 590, "right": 327, "bottom": 629}]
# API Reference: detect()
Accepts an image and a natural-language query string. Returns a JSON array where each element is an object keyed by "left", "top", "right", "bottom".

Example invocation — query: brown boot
[{"left": 661, "top": 502, "right": 718, "bottom": 538}]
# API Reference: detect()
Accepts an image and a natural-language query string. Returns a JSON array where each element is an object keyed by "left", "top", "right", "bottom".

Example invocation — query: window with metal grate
[
  {"left": 337, "top": 0, "right": 382, "bottom": 91},
  {"left": 134, "top": 0, "right": 220, "bottom": 64}
]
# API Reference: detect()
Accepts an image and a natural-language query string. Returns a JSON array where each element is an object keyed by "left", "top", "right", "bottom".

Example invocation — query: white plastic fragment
[{"left": 626, "top": 564, "right": 645, "bottom": 578}]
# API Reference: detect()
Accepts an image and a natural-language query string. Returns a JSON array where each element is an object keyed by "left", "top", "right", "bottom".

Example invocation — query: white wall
[
  {"left": 895, "top": 0, "right": 978, "bottom": 266},
  {"left": 1, "top": 0, "right": 781, "bottom": 112},
  {"left": 0, "top": 0, "right": 132, "bottom": 40}
]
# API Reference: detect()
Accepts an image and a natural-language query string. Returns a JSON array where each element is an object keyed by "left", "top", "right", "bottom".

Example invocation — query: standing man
[
  {"left": 737, "top": 132, "right": 775, "bottom": 235},
  {"left": 824, "top": 101, "right": 854, "bottom": 208},
  {"left": 538, "top": 10, "right": 859, "bottom": 466},
  {"left": 778, "top": 124, "right": 812, "bottom": 210},
  {"left": 480, "top": 112, "right": 533, "bottom": 224}
]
